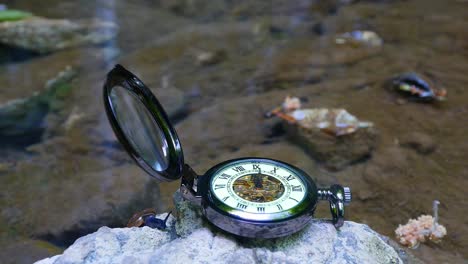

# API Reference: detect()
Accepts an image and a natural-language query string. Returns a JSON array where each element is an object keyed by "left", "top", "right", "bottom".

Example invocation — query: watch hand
[{"left": 253, "top": 169, "right": 263, "bottom": 189}]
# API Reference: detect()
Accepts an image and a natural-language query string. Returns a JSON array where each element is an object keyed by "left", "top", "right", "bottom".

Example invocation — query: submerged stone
[
  {"left": 288, "top": 108, "right": 373, "bottom": 136},
  {"left": 0, "top": 17, "right": 118, "bottom": 53},
  {"left": 267, "top": 96, "right": 377, "bottom": 170},
  {"left": 286, "top": 123, "right": 377, "bottom": 170},
  {"left": 0, "top": 67, "right": 77, "bottom": 144}
]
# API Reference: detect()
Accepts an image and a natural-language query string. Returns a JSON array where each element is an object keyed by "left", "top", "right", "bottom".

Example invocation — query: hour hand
[{"left": 252, "top": 169, "right": 263, "bottom": 188}]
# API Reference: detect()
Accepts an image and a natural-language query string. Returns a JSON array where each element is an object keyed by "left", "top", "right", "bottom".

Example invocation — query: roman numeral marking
[
  {"left": 286, "top": 175, "right": 294, "bottom": 181},
  {"left": 236, "top": 203, "right": 248, "bottom": 209},
  {"left": 222, "top": 196, "right": 229, "bottom": 202},
  {"left": 218, "top": 173, "right": 231, "bottom": 179},
  {"left": 277, "top": 204, "right": 283, "bottom": 210},
  {"left": 271, "top": 167, "right": 278, "bottom": 173},
  {"left": 257, "top": 207, "right": 265, "bottom": 213},
  {"left": 215, "top": 184, "right": 226, "bottom": 190},
  {"left": 289, "top": 197, "right": 299, "bottom": 203},
  {"left": 252, "top": 164, "right": 260, "bottom": 170},
  {"left": 232, "top": 166, "right": 245, "bottom": 172},
  {"left": 292, "top": 185, "right": 302, "bottom": 192}
]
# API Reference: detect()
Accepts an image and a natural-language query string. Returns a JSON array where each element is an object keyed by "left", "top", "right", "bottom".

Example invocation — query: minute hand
[{"left": 253, "top": 169, "right": 263, "bottom": 188}]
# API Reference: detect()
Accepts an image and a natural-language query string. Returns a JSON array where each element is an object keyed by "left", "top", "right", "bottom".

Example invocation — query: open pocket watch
[{"left": 103, "top": 65, "right": 352, "bottom": 238}]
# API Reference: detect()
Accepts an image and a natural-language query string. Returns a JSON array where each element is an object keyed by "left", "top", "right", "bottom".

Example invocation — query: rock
[
  {"left": 0, "top": 67, "right": 77, "bottom": 145},
  {"left": 196, "top": 49, "right": 227, "bottom": 66},
  {"left": 269, "top": 98, "right": 376, "bottom": 169},
  {"left": 276, "top": 97, "right": 374, "bottom": 136},
  {"left": 0, "top": 9, "right": 32, "bottom": 22},
  {"left": 0, "top": 17, "right": 118, "bottom": 53},
  {"left": 400, "top": 132, "right": 436, "bottom": 155},
  {"left": 173, "top": 191, "right": 206, "bottom": 237},
  {"left": 37, "top": 191, "right": 406, "bottom": 264},
  {"left": 335, "top": 31, "right": 383, "bottom": 47},
  {"left": 286, "top": 124, "right": 377, "bottom": 170},
  {"left": 36, "top": 225, "right": 174, "bottom": 264}
]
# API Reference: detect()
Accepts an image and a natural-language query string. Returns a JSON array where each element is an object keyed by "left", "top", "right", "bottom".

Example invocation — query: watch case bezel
[{"left": 197, "top": 157, "right": 319, "bottom": 238}]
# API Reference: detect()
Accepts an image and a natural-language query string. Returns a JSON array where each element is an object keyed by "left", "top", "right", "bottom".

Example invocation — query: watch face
[{"left": 210, "top": 159, "right": 308, "bottom": 216}]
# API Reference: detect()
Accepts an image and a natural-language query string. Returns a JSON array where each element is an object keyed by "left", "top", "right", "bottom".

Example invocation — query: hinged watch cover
[{"left": 103, "top": 64, "right": 184, "bottom": 181}]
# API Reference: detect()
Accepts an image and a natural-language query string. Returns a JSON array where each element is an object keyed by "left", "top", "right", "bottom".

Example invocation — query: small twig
[
  {"left": 432, "top": 200, "right": 440, "bottom": 232},
  {"left": 163, "top": 211, "right": 172, "bottom": 224}
]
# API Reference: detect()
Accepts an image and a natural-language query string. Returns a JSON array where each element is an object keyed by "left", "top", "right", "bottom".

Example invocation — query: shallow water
[{"left": 0, "top": 0, "right": 467, "bottom": 263}]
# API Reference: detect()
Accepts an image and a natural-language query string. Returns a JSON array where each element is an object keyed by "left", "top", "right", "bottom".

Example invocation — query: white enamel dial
[{"left": 210, "top": 160, "right": 307, "bottom": 214}]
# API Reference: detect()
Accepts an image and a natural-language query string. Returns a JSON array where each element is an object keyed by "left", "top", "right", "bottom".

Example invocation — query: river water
[{"left": 0, "top": 0, "right": 467, "bottom": 263}]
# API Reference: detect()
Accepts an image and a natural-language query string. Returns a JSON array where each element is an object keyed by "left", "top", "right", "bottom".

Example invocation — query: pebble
[{"left": 196, "top": 50, "right": 226, "bottom": 66}]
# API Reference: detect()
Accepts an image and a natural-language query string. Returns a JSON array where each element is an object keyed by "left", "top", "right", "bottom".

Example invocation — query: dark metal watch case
[{"left": 103, "top": 64, "right": 351, "bottom": 238}]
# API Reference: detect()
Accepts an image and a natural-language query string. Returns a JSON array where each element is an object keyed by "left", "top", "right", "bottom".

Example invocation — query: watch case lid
[{"left": 103, "top": 64, "right": 184, "bottom": 181}]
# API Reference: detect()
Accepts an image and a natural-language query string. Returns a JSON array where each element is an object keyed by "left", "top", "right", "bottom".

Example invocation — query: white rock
[
  {"left": 36, "top": 193, "right": 409, "bottom": 263},
  {"left": 36, "top": 225, "right": 173, "bottom": 264},
  {"left": 36, "top": 213, "right": 403, "bottom": 264}
]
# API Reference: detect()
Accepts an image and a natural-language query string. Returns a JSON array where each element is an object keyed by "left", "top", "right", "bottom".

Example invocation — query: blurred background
[{"left": 0, "top": 0, "right": 467, "bottom": 263}]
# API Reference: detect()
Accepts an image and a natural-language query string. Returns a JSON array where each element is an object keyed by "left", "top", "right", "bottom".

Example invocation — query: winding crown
[{"left": 343, "top": 187, "right": 352, "bottom": 205}]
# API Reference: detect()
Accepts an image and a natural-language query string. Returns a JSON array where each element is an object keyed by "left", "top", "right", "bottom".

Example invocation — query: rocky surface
[
  {"left": 37, "top": 192, "right": 409, "bottom": 264},
  {"left": 37, "top": 223, "right": 405, "bottom": 264},
  {"left": 0, "top": 17, "right": 117, "bottom": 53}
]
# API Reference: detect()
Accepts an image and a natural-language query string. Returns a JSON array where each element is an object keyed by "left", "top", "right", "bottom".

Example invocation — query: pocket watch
[{"left": 103, "top": 64, "right": 352, "bottom": 238}]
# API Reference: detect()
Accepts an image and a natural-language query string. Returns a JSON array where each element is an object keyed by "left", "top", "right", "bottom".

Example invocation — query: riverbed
[{"left": 0, "top": 0, "right": 467, "bottom": 263}]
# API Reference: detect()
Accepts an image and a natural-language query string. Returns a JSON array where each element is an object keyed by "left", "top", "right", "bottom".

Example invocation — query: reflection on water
[{"left": 0, "top": 0, "right": 467, "bottom": 263}]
